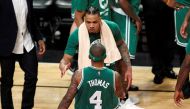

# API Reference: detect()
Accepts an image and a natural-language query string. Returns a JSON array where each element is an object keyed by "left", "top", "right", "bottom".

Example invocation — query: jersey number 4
[{"left": 89, "top": 91, "right": 102, "bottom": 109}]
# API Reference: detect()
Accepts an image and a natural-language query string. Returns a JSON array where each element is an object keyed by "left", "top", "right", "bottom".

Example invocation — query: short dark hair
[
  {"left": 89, "top": 43, "right": 106, "bottom": 62},
  {"left": 85, "top": 6, "right": 100, "bottom": 16}
]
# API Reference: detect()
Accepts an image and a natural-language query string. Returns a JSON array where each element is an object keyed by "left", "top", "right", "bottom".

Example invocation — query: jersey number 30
[{"left": 89, "top": 91, "right": 102, "bottom": 109}]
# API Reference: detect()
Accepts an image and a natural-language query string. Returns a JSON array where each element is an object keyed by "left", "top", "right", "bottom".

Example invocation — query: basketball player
[
  {"left": 111, "top": 0, "right": 142, "bottom": 59},
  {"left": 59, "top": 6, "right": 132, "bottom": 94},
  {"left": 58, "top": 43, "right": 126, "bottom": 109},
  {"left": 165, "top": 0, "right": 190, "bottom": 99},
  {"left": 174, "top": 9, "right": 190, "bottom": 106},
  {"left": 73, "top": 0, "right": 140, "bottom": 91}
]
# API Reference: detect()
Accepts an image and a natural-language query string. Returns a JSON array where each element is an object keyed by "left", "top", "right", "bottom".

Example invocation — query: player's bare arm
[
  {"left": 117, "top": 40, "right": 131, "bottom": 67},
  {"left": 74, "top": 10, "right": 85, "bottom": 27},
  {"left": 115, "top": 71, "right": 126, "bottom": 99},
  {"left": 59, "top": 54, "right": 73, "bottom": 77},
  {"left": 174, "top": 55, "right": 190, "bottom": 106},
  {"left": 58, "top": 70, "right": 82, "bottom": 109},
  {"left": 117, "top": 40, "right": 132, "bottom": 89},
  {"left": 175, "top": 55, "right": 190, "bottom": 91}
]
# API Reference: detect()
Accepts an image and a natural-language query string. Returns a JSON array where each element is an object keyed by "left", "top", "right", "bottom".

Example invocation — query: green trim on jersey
[
  {"left": 174, "top": 8, "right": 190, "bottom": 47},
  {"left": 75, "top": 66, "right": 118, "bottom": 109},
  {"left": 176, "top": 0, "right": 190, "bottom": 6},
  {"left": 64, "top": 20, "right": 123, "bottom": 56},
  {"left": 186, "top": 39, "right": 190, "bottom": 54},
  {"left": 76, "top": 0, "right": 112, "bottom": 20}
]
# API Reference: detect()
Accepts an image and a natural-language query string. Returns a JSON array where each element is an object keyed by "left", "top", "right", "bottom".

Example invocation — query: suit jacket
[{"left": 0, "top": 0, "right": 42, "bottom": 56}]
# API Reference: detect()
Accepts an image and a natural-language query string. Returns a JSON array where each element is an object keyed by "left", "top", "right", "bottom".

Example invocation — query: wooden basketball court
[{"left": 0, "top": 62, "right": 190, "bottom": 109}]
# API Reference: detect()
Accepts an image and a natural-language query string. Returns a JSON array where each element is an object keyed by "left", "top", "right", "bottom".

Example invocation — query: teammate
[
  {"left": 59, "top": 8, "right": 136, "bottom": 107},
  {"left": 111, "top": 0, "right": 142, "bottom": 59},
  {"left": 174, "top": 9, "right": 190, "bottom": 106},
  {"left": 174, "top": 0, "right": 190, "bottom": 47},
  {"left": 58, "top": 43, "right": 126, "bottom": 109},
  {"left": 165, "top": 0, "right": 190, "bottom": 100},
  {"left": 111, "top": 0, "right": 142, "bottom": 91},
  {"left": 72, "top": 0, "right": 140, "bottom": 91}
]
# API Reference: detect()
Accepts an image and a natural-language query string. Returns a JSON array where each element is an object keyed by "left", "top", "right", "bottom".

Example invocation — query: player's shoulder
[
  {"left": 102, "top": 67, "right": 115, "bottom": 75},
  {"left": 70, "top": 28, "right": 79, "bottom": 36},
  {"left": 104, "top": 20, "right": 120, "bottom": 33},
  {"left": 104, "top": 20, "right": 118, "bottom": 27}
]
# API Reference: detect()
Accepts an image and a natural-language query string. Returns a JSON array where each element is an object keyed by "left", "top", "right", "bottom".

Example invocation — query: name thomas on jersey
[{"left": 87, "top": 79, "right": 110, "bottom": 88}]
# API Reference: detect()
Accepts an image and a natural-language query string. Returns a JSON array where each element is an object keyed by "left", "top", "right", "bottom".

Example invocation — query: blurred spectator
[{"left": 0, "top": 0, "right": 45, "bottom": 108}]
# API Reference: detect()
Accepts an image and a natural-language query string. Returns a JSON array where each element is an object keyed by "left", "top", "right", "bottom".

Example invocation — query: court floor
[{"left": 0, "top": 63, "right": 190, "bottom": 109}]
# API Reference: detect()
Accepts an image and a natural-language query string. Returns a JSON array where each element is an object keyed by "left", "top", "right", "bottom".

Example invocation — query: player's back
[{"left": 75, "top": 66, "right": 117, "bottom": 109}]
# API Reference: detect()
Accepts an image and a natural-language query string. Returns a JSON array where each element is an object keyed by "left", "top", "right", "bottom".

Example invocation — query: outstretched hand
[
  {"left": 59, "top": 62, "right": 71, "bottom": 78},
  {"left": 174, "top": 90, "right": 184, "bottom": 107}
]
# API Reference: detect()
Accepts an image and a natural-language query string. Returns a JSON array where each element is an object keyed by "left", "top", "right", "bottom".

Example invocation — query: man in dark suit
[
  {"left": 142, "top": 0, "right": 177, "bottom": 84},
  {"left": 0, "top": 0, "right": 46, "bottom": 109}
]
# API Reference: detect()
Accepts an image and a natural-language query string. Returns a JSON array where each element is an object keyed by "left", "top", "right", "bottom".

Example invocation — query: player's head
[
  {"left": 89, "top": 43, "right": 106, "bottom": 62},
  {"left": 84, "top": 6, "right": 101, "bottom": 34}
]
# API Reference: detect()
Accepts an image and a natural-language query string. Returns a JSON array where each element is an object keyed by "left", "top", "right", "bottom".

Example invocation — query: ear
[{"left": 99, "top": 19, "right": 102, "bottom": 25}]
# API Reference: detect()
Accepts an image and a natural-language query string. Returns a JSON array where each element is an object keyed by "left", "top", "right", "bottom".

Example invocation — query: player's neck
[{"left": 91, "top": 62, "right": 104, "bottom": 69}]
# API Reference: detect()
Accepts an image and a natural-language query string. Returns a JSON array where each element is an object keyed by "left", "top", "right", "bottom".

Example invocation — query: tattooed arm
[
  {"left": 176, "top": 55, "right": 190, "bottom": 91},
  {"left": 57, "top": 70, "right": 82, "bottom": 109},
  {"left": 116, "top": 40, "right": 132, "bottom": 90},
  {"left": 115, "top": 71, "right": 126, "bottom": 99},
  {"left": 174, "top": 55, "right": 190, "bottom": 106}
]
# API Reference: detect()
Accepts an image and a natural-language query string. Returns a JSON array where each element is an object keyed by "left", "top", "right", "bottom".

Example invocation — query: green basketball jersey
[
  {"left": 111, "top": 0, "right": 140, "bottom": 58},
  {"left": 174, "top": 8, "right": 190, "bottom": 47},
  {"left": 176, "top": 0, "right": 190, "bottom": 6},
  {"left": 75, "top": 66, "right": 118, "bottom": 109},
  {"left": 76, "top": 0, "right": 112, "bottom": 20}
]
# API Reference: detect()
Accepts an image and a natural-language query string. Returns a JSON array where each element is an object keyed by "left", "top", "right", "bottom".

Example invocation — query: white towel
[{"left": 78, "top": 20, "right": 121, "bottom": 69}]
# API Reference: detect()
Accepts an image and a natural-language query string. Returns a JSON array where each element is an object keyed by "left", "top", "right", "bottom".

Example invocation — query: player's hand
[
  {"left": 166, "top": 0, "right": 184, "bottom": 10},
  {"left": 180, "top": 20, "right": 189, "bottom": 38},
  {"left": 59, "top": 61, "right": 71, "bottom": 78},
  {"left": 37, "top": 40, "right": 46, "bottom": 56},
  {"left": 174, "top": 3, "right": 185, "bottom": 10},
  {"left": 135, "top": 18, "right": 142, "bottom": 36},
  {"left": 174, "top": 90, "right": 184, "bottom": 106},
  {"left": 124, "top": 66, "right": 132, "bottom": 90}
]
